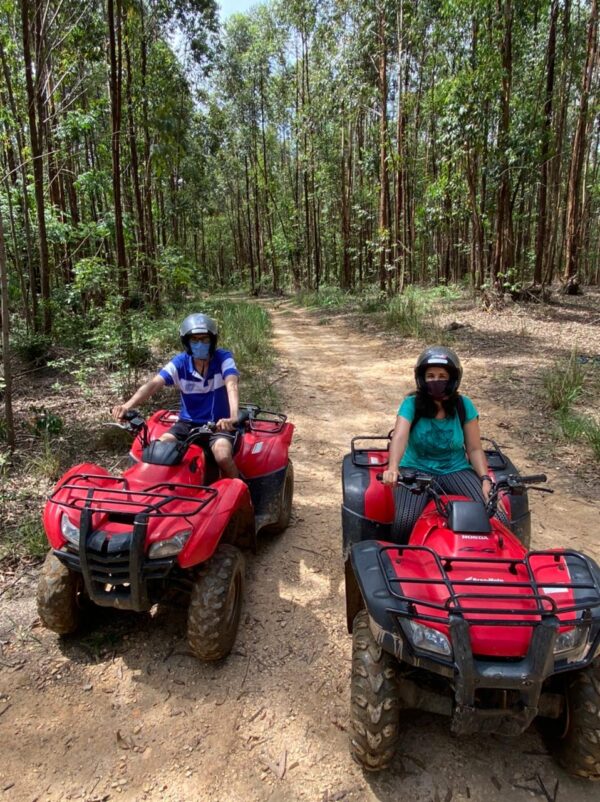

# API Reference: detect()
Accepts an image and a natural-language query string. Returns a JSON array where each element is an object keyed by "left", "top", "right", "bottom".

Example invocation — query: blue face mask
[{"left": 190, "top": 340, "right": 210, "bottom": 360}]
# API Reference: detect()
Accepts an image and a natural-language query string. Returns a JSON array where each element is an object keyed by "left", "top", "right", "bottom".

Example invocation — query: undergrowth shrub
[
  {"left": 295, "top": 286, "right": 352, "bottom": 309},
  {"left": 384, "top": 287, "right": 434, "bottom": 338},
  {"left": 545, "top": 351, "right": 599, "bottom": 462},
  {"left": 12, "top": 329, "right": 52, "bottom": 366},
  {"left": 542, "top": 350, "right": 584, "bottom": 412}
]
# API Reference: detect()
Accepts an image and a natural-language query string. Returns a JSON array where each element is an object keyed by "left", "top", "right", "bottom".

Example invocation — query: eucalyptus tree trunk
[
  {"left": 533, "top": 0, "right": 558, "bottom": 286},
  {"left": 377, "top": 8, "right": 389, "bottom": 292},
  {"left": 0, "top": 42, "right": 36, "bottom": 327},
  {"left": 108, "top": 0, "right": 129, "bottom": 308},
  {"left": 0, "top": 202, "right": 15, "bottom": 450},
  {"left": 394, "top": 2, "right": 407, "bottom": 294},
  {"left": 544, "top": 0, "right": 572, "bottom": 285},
  {"left": 340, "top": 119, "right": 353, "bottom": 289},
  {"left": 21, "top": 0, "right": 51, "bottom": 333},
  {"left": 563, "top": 0, "right": 598, "bottom": 286},
  {"left": 492, "top": 0, "right": 514, "bottom": 287},
  {"left": 125, "top": 27, "right": 148, "bottom": 289}
]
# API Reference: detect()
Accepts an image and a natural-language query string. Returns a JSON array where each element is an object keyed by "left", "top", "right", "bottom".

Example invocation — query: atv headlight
[
  {"left": 61, "top": 513, "right": 80, "bottom": 547},
  {"left": 148, "top": 530, "right": 192, "bottom": 559},
  {"left": 407, "top": 621, "right": 452, "bottom": 657},
  {"left": 554, "top": 626, "right": 587, "bottom": 657}
]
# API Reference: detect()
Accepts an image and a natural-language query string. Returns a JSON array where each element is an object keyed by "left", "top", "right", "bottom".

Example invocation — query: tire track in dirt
[{"left": 0, "top": 301, "right": 598, "bottom": 801}]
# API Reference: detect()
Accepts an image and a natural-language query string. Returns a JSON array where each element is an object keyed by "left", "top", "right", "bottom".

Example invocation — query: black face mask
[{"left": 425, "top": 379, "right": 450, "bottom": 400}]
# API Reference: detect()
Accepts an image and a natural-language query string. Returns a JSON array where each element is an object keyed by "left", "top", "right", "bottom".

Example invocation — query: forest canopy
[{"left": 0, "top": 0, "right": 598, "bottom": 356}]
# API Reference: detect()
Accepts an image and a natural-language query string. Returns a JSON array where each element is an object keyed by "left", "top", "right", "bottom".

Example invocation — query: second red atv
[
  {"left": 342, "top": 435, "right": 600, "bottom": 779},
  {"left": 37, "top": 404, "right": 294, "bottom": 661}
]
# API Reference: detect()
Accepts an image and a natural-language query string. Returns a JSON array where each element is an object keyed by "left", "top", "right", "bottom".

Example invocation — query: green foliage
[
  {"left": 28, "top": 407, "right": 64, "bottom": 437},
  {"left": 545, "top": 352, "right": 599, "bottom": 463},
  {"left": 295, "top": 286, "right": 352, "bottom": 309},
  {"left": 12, "top": 330, "right": 52, "bottom": 366},
  {"left": 542, "top": 351, "right": 584, "bottom": 413},
  {"left": 0, "top": 512, "right": 48, "bottom": 563},
  {"left": 157, "top": 247, "right": 197, "bottom": 299},
  {"left": 73, "top": 257, "right": 112, "bottom": 296},
  {"left": 384, "top": 287, "right": 434, "bottom": 338},
  {"left": 557, "top": 411, "right": 600, "bottom": 462}
]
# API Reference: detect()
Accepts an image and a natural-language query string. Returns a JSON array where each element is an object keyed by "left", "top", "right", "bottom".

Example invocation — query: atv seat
[
  {"left": 447, "top": 500, "right": 492, "bottom": 534},
  {"left": 142, "top": 440, "right": 185, "bottom": 466}
]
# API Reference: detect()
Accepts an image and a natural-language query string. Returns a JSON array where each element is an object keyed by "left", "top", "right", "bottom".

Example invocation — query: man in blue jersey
[{"left": 111, "top": 313, "right": 240, "bottom": 478}]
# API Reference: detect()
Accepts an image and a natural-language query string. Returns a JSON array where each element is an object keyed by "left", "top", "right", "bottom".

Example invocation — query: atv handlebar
[
  {"left": 513, "top": 473, "right": 547, "bottom": 485},
  {"left": 376, "top": 469, "right": 553, "bottom": 520}
]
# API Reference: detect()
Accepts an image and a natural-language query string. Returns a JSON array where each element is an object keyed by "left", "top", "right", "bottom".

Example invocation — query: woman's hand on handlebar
[{"left": 382, "top": 469, "right": 399, "bottom": 486}]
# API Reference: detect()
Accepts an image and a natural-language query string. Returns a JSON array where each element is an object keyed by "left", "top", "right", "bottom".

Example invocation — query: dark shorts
[{"left": 167, "top": 420, "right": 239, "bottom": 451}]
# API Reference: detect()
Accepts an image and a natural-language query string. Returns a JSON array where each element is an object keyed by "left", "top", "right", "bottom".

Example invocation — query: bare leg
[
  {"left": 211, "top": 437, "right": 239, "bottom": 479},
  {"left": 158, "top": 433, "right": 177, "bottom": 442}
]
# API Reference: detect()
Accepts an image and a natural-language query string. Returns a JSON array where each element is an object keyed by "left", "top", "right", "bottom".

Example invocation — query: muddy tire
[
  {"left": 37, "top": 551, "right": 84, "bottom": 635},
  {"left": 350, "top": 610, "right": 400, "bottom": 771},
  {"left": 187, "top": 545, "right": 245, "bottom": 661},
  {"left": 546, "top": 659, "right": 600, "bottom": 779},
  {"left": 263, "top": 461, "right": 294, "bottom": 536}
]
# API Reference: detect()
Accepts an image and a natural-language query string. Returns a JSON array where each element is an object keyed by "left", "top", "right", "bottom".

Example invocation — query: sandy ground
[{"left": 1, "top": 297, "right": 600, "bottom": 802}]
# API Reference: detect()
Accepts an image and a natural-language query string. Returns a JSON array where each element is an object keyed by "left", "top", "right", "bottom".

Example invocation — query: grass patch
[
  {"left": 0, "top": 513, "right": 47, "bottom": 562},
  {"left": 542, "top": 350, "right": 584, "bottom": 412},
  {"left": 293, "top": 283, "right": 461, "bottom": 340},
  {"left": 295, "top": 286, "right": 352, "bottom": 310},
  {"left": 544, "top": 351, "right": 600, "bottom": 463},
  {"left": 384, "top": 286, "right": 435, "bottom": 338}
]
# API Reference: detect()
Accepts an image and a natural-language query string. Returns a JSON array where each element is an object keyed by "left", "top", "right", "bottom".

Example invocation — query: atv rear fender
[
  {"left": 177, "top": 478, "right": 254, "bottom": 568},
  {"left": 342, "top": 450, "right": 393, "bottom": 561},
  {"left": 234, "top": 422, "right": 294, "bottom": 478}
]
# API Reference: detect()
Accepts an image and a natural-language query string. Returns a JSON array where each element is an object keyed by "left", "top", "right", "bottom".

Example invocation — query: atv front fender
[
  {"left": 178, "top": 479, "right": 254, "bottom": 568},
  {"left": 43, "top": 463, "right": 112, "bottom": 549}
]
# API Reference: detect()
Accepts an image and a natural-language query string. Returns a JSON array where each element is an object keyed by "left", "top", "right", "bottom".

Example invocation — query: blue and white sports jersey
[{"left": 158, "top": 348, "right": 239, "bottom": 423}]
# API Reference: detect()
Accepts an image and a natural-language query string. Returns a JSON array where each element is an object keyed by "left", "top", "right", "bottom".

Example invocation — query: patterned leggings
[{"left": 392, "top": 468, "right": 502, "bottom": 543}]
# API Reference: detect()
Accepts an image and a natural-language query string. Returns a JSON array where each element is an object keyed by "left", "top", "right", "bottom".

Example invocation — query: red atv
[
  {"left": 37, "top": 404, "right": 294, "bottom": 661},
  {"left": 342, "top": 435, "right": 600, "bottom": 778}
]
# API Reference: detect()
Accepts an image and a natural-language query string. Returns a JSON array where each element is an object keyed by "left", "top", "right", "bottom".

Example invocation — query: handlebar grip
[
  {"left": 519, "top": 473, "right": 547, "bottom": 484},
  {"left": 123, "top": 409, "right": 141, "bottom": 421}
]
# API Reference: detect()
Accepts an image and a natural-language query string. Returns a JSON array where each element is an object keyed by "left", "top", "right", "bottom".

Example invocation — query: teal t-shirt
[{"left": 397, "top": 394, "right": 478, "bottom": 475}]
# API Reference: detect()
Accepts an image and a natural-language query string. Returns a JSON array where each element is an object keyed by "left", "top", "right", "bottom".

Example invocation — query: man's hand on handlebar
[
  {"left": 111, "top": 404, "right": 131, "bottom": 422},
  {"left": 215, "top": 417, "right": 236, "bottom": 432}
]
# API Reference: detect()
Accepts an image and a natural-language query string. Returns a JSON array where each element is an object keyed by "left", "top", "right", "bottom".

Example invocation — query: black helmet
[
  {"left": 414, "top": 346, "right": 462, "bottom": 394},
  {"left": 179, "top": 313, "right": 218, "bottom": 356}
]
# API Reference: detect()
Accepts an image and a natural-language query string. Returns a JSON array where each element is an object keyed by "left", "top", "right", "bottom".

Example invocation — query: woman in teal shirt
[{"left": 382, "top": 346, "right": 492, "bottom": 541}]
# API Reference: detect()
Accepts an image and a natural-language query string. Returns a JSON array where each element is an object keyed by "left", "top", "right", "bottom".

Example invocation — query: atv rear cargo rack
[
  {"left": 156, "top": 405, "right": 288, "bottom": 435},
  {"left": 378, "top": 544, "right": 600, "bottom": 626}
]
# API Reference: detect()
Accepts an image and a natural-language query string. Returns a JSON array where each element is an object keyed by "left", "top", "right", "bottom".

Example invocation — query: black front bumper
[{"left": 55, "top": 509, "right": 174, "bottom": 611}]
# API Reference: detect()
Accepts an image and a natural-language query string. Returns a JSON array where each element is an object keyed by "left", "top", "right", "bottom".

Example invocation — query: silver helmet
[{"left": 179, "top": 313, "right": 218, "bottom": 355}]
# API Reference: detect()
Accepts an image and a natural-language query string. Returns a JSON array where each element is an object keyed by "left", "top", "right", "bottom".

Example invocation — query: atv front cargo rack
[
  {"left": 49, "top": 475, "right": 218, "bottom": 612},
  {"left": 377, "top": 544, "right": 600, "bottom": 626},
  {"left": 49, "top": 473, "right": 218, "bottom": 518}
]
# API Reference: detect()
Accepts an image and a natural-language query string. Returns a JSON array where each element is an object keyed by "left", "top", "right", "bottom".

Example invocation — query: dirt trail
[{"left": 1, "top": 301, "right": 599, "bottom": 802}]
